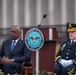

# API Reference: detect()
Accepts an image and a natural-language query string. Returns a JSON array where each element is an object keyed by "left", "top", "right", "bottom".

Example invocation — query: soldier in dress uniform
[{"left": 54, "top": 23, "right": 76, "bottom": 75}]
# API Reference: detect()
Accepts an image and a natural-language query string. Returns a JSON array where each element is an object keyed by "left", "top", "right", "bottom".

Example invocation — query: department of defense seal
[{"left": 25, "top": 28, "right": 44, "bottom": 51}]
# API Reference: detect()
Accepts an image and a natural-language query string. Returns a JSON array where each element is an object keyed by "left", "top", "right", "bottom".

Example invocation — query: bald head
[{"left": 11, "top": 25, "right": 20, "bottom": 30}]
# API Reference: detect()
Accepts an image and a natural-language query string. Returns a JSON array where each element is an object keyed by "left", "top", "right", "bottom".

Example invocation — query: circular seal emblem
[{"left": 25, "top": 28, "right": 44, "bottom": 51}]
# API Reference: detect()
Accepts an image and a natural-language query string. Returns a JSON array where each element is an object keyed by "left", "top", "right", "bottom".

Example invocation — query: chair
[{"left": 21, "top": 62, "right": 32, "bottom": 75}]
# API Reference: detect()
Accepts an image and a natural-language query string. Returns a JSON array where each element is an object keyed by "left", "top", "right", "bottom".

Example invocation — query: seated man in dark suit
[
  {"left": 54, "top": 23, "right": 76, "bottom": 75},
  {"left": 0, "top": 25, "right": 32, "bottom": 75}
]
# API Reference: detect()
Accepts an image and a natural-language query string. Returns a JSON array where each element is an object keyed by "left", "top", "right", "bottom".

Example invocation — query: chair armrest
[
  {"left": 23, "top": 62, "right": 32, "bottom": 67},
  {"left": 21, "top": 62, "right": 32, "bottom": 74}
]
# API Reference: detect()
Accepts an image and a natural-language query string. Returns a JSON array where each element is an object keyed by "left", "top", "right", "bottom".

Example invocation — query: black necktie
[{"left": 71, "top": 41, "right": 74, "bottom": 44}]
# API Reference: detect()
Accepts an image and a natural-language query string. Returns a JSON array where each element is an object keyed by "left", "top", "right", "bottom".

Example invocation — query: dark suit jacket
[{"left": 0, "top": 38, "right": 32, "bottom": 63}]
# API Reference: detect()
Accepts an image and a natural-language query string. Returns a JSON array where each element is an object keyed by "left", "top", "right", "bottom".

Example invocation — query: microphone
[
  {"left": 43, "top": 14, "right": 47, "bottom": 18},
  {"left": 38, "top": 14, "right": 47, "bottom": 27}
]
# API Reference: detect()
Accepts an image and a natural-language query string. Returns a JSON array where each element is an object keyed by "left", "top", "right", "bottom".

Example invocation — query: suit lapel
[
  {"left": 6, "top": 39, "right": 12, "bottom": 54},
  {"left": 10, "top": 38, "right": 22, "bottom": 53}
]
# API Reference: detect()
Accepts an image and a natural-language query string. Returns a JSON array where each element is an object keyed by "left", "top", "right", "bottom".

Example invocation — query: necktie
[
  {"left": 11, "top": 40, "right": 16, "bottom": 51},
  {"left": 71, "top": 41, "right": 74, "bottom": 44}
]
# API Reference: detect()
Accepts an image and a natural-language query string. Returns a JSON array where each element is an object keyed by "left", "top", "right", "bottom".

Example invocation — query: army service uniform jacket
[{"left": 55, "top": 40, "right": 76, "bottom": 65}]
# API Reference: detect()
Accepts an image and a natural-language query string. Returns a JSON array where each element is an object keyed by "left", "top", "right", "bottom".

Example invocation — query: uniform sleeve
[
  {"left": 55, "top": 46, "right": 62, "bottom": 63},
  {"left": 55, "top": 41, "right": 66, "bottom": 63}
]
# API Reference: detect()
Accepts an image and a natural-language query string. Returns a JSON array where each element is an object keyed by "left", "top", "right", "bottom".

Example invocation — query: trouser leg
[
  {"left": 0, "top": 64, "right": 4, "bottom": 72},
  {"left": 54, "top": 63, "right": 62, "bottom": 75},
  {"left": 61, "top": 64, "right": 76, "bottom": 75},
  {"left": 4, "top": 62, "right": 21, "bottom": 75}
]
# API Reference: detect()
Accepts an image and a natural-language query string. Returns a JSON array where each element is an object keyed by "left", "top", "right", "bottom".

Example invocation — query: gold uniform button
[
  {"left": 66, "top": 57, "right": 68, "bottom": 59},
  {"left": 68, "top": 50, "right": 70, "bottom": 51},
  {"left": 67, "top": 53, "right": 69, "bottom": 55}
]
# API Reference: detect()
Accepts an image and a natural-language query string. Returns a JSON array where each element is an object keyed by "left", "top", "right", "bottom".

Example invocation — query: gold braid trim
[{"left": 55, "top": 56, "right": 61, "bottom": 62}]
